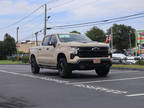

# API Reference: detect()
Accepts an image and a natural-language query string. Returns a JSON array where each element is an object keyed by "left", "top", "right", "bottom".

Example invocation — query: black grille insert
[{"left": 77, "top": 47, "right": 109, "bottom": 58}]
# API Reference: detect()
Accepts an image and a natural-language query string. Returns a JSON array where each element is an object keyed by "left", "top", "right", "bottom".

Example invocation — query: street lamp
[{"left": 47, "top": 16, "right": 51, "bottom": 21}]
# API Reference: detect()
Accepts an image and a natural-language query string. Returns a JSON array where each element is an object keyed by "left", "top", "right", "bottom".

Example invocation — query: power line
[
  {"left": 19, "top": 13, "right": 44, "bottom": 27},
  {"left": 0, "top": 5, "right": 44, "bottom": 30},
  {"left": 20, "top": 14, "right": 44, "bottom": 34},
  {"left": 49, "top": 0, "right": 75, "bottom": 10},
  {"left": 99, "top": 15, "right": 144, "bottom": 25},
  {"left": 19, "top": 13, "right": 144, "bottom": 41},
  {"left": 51, "top": 12, "right": 144, "bottom": 29},
  {"left": 21, "top": 11, "right": 144, "bottom": 35},
  {"left": 52, "top": 16, "right": 144, "bottom": 29},
  {"left": 20, "top": 28, "right": 44, "bottom": 41},
  {"left": 0, "top": 0, "right": 77, "bottom": 32}
]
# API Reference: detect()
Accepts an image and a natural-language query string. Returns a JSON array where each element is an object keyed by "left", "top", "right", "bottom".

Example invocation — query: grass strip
[
  {"left": 0, "top": 60, "right": 23, "bottom": 64},
  {"left": 112, "top": 64, "right": 144, "bottom": 69},
  {"left": 0, "top": 60, "right": 144, "bottom": 69}
]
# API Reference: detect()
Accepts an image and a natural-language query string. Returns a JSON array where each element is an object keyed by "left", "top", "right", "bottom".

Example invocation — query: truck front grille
[{"left": 77, "top": 47, "right": 109, "bottom": 58}]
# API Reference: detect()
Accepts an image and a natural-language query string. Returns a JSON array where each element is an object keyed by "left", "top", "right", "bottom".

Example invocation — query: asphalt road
[{"left": 0, "top": 65, "right": 144, "bottom": 108}]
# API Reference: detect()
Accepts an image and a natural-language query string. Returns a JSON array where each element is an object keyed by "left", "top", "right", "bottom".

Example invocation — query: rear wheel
[
  {"left": 58, "top": 58, "right": 72, "bottom": 78},
  {"left": 31, "top": 56, "right": 40, "bottom": 74},
  {"left": 95, "top": 67, "right": 110, "bottom": 77}
]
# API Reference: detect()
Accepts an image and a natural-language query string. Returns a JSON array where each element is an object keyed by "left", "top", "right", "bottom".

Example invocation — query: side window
[
  {"left": 51, "top": 36, "right": 57, "bottom": 46},
  {"left": 42, "top": 36, "right": 51, "bottom": 46}
]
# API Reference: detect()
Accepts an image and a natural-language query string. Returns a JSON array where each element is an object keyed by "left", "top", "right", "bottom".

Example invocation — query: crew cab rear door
[{"left": 37, "top": 35, "right": 52, "bottom": 65}]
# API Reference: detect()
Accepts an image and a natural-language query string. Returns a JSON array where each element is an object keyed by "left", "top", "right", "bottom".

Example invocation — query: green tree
[
  {"left": 70, "top": 30, "right": 81, "bottom": 34},
  {"left": 4, "top": 33, "right": 17, "bottom": 56},
  {"left": 107, "top": 24, "right": 135, "bottom": 51},
  {"left": 86, "top": 26, "right": 106, "bottom": 42},
  {"left": 0, "top": 41, "right": 6, "bottom": 60}
]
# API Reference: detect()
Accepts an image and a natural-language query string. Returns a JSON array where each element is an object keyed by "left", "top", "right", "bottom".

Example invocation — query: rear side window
[{"left": 42, "top": 36, "right": 51, "bottom": 46}]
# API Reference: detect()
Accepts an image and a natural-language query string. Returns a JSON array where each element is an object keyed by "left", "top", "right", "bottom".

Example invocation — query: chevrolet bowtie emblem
[{"left": 92, "top": 47, "right": 100, "bottom": 51}]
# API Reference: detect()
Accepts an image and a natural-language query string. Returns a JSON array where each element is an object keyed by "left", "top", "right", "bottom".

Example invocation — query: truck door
[
  {"left": 47, "top": 35, "right": 58, "bottom": 66},
  {"left": 38, "top": 35, "right": 52, "bottom": 65}
]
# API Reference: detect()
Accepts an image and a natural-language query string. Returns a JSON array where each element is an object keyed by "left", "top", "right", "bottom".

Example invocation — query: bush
[
  {"left": 11, "top": 56, "right": 16, "bottom": 61},
  {"left": 18, "top": 51, "right": 25, "bottom": 55},
  {"left": 7, "top": 56, "right": 11, "bottom": 60},
  {"left": 22, "top": 56, "right": 29, "bottom": 64},
  {"left": 135, "top": 60, "right": 144, "bottom": 65}
]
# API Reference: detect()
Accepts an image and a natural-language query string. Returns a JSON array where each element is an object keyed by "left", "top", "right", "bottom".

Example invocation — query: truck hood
[{"left": 62, "top": 41, "right": 109, "bottom": 47}]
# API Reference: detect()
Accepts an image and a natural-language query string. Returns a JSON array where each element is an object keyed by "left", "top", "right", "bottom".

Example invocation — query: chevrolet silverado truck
[{"left": 29, "top": 33, "right": 112, "bottom": 78}]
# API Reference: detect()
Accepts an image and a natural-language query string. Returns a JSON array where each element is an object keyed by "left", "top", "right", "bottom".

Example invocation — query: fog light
[{"left": 70, "top": 54, "right": 75, "bottom": 59}]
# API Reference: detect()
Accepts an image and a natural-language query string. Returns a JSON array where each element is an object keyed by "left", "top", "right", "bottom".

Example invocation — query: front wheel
[
  {"left": 95, "top": 67, "right": 110, "bottom": 77},
  {"left": 30, "top": 57, "right": 40, "bottom": 74},
  {"left": 58, "top": 58, "right": 72, "bottom": 78}
]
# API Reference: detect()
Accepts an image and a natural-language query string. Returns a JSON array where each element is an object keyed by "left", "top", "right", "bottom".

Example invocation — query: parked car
[
  {"left": 112, "top": 53, "right": 127, "bottom": 64},
  {"left": 126, "top": 56, "right": 136, "bottom": 64}
]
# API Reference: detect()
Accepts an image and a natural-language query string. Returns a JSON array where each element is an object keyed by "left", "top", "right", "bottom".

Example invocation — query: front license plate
[{"left": 93, "top": 59, "right": 100, "bottom": 64}]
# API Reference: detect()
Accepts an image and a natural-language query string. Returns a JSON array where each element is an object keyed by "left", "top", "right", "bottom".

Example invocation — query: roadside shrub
[
  {"left": 11, "top": 56, "right": 16, "bottom": 61},
  {"left": 7, "top": 55, "right": 22, "bottom": 61},
  {"left": 135, "top": 60, "right": 144, "bottom": 65},
  {"left": 18, "top": 51, "right": 25, "bottom": 55},
  {"left": 7, "top": 56, "right": 11, "bottom": 60},
  {"left": 16, "top": 56, "right": 21, "bottom": 61},
  {"left": 12, "top": 56, "right": 19, "bottom": 61},
  {"left": 22, "top": 56, "right": 29, "bottom": 64}
]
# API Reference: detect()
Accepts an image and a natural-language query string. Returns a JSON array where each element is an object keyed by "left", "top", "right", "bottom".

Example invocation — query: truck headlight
[
  {"left": 71, "top": 47, "right": 79, "bottom": 54},
  {"left": 71, "top": 47, "right": 79, "bottom": 51}
]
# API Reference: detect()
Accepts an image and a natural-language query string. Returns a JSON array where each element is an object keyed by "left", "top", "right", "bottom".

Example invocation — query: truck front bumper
[{"left": 69, "top": 59, "right": 112, "bottom": 70}]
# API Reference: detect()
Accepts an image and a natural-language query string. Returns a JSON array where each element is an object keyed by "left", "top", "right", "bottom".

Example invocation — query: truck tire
[
  {"left": 58, "top": 58, "right": 72, "bottom": 78},
  {"left": 95, "top": 67, "right": 110, "bottom": 77},
  {"left": 31, "top": 56, "right": 40, "bottom": 74}
]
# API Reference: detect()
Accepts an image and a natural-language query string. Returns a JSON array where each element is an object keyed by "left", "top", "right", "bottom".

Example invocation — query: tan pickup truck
[{"left": 29, "top": 33, "right": 112, "bottom": 78}]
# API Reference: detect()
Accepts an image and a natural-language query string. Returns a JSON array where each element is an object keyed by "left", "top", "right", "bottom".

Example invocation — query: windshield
[{"left": 58, "top": 34, "right": 92, "bottom": 43}]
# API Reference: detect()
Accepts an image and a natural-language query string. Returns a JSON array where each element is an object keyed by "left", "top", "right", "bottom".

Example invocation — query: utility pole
[
  {"left": 35, "top": 32, "right": 38, "bottom": 46},
  {"left": 16, "top": 27, "right": 19, "bottom": 43},
  {"left": 44, "top": 4, "right": 47, "bottom": 37},
  {"left": 129, "top": 32, "right": 132, "bottom": 49},
  {"left": 111, "top": 27, "right": 113, "bottom": 52}
]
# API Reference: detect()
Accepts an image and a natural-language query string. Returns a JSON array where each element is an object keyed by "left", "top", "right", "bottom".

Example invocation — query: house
[{"left": 16, "top": 41, "right": 41, "bottom": 53}]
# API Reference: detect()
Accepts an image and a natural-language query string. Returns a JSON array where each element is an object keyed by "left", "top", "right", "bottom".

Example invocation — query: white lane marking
[
  {"left": 0, "top": 70, "right": 8, "bottom": 72},
  {"left": 0, "top": 70, "right": 69, "bottom": 84},
  {"left": 0, "top": 70, "right": 128, "bottom": 95},
  {"left": 74, "top": 84, "right": 128, "bottom": 94},
  {"left": 126, "top": 93, "right": 144, "bottom": 97},
  {"left": 69, "top": 77, "right": 144, "bottom": 84}
]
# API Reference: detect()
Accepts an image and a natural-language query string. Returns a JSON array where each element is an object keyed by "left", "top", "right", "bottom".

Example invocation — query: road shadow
[
  {"left": 70, "top": 73, "right": 98, "bottom": 79},
  {"left": 0, "top": 95, "right": 37, "bottom": 108},
  {"left": 38, "top": 69, "right": 110, "bottom": 80},
  {"left": 39, "top": 70, "right": 59, "bottom": 76}
]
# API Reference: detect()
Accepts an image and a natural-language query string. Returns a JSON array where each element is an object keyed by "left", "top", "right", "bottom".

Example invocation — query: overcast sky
[{"left": 0, "top": 0, "right": 144, "bottom": 41}]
